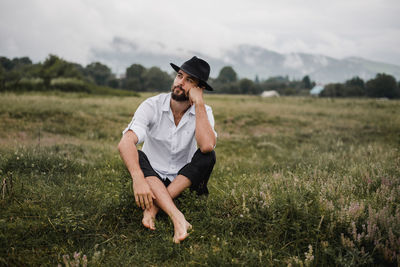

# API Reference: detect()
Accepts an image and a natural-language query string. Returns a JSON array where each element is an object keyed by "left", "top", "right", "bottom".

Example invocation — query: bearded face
[{"left": 171, "top": 85, "right": 189, "bottom": 102}]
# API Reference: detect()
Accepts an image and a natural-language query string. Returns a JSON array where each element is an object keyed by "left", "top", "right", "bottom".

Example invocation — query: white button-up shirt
[{"left": 123, "top": 93, "right": 217, "bottom": 182}]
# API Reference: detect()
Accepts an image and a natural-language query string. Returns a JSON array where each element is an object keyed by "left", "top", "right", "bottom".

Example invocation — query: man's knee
[
  {"left": 177, "top": 149, "right": 216, "bottom": 195},
  {"left": 192, "top": 149, "right": 216, "bottom": 169}
]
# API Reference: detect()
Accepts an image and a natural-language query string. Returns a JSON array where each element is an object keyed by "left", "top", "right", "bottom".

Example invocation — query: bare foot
[
  {"left": 173, "top": 218, "right": 192, "bottom": 243},
  {"left": 142, "top": 209, "right": 156, "bottom": 230}
]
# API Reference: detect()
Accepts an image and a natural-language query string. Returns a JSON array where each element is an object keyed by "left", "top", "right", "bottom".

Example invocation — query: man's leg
[
  {"left": 144, "top": 149, "right": 215, "bottom": 224},
  {"left": 178, "top": 149, "right": 216, "bottom": 195},
  {"left": 144, "top": 176, "right": 192, "bottom": 243},
  {"left": 138, "top": 150, "right": 168, "bottom": 230},
  {"left": 140, "top": 149, "right": 215, "bottom": 231},
  {"left": 142, "top": 175, "right": 191, "bottom": 229},
  {"left": 168, "top": 175, "right": 192, "bottom": 197}
]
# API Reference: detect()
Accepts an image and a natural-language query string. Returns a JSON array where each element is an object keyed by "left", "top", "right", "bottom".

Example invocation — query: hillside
[{"left": 91, "top": 38, "right": 400, "bottom": 83}]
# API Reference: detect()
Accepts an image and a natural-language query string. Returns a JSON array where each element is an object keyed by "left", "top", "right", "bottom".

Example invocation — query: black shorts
[{"left": 138, "top": 149, "right": 216, "bottom": 195}]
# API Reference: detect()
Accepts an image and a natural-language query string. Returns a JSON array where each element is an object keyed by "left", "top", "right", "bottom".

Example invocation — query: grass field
[{"left": 1, "top": 91, "right": 399, "bottom": 266}]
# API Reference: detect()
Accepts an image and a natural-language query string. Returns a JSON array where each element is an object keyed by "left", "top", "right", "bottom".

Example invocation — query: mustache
[{"left": 173, "top": 85, "right": 183, "bottom": 90}]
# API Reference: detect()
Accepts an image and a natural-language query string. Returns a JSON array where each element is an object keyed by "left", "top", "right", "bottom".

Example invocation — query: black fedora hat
[{"left": 170, "top": 56, "right": 213, "bottom": 91}]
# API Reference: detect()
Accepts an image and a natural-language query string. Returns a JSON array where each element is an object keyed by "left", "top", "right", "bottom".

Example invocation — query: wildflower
[
  {"left": 321, "top": 241, "right": 329, "bottom": 249},
  {"left": 82, "top": 255, "right": 87, "bottom": 267},
  {"left": 73, "top": 252, "right": 80, "bottom": 265},
  {"left": 348, "top": 202, "right": 365, "bottom": 220},
  {"left": 304, "top": 245, "right": 314, "bottom": 266}
]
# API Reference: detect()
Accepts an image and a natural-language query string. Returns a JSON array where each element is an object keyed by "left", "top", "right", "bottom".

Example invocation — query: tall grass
[{"left": 1, "top": 92, "right": 399, "bottom": 266}]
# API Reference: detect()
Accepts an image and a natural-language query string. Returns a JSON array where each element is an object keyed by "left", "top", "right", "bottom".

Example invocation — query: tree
[
  {"left": 346, "top": 76, "right": 364, "bottom": 88},
  {"left": 126, "top": 64, "right": 145, "bottom": 79},
  {"left": 1, "top": 56, "right": 33, "bottom": 72},
  {"left": 239, "top": 78, "right": 256, "bottom": 94},
  {"left": 40, "top": 54, "right": 83, "bottom": 88},
  {"left": 12, "top": 57, "right": 32, "bottom": 67},
  {"left": 344, "top": 76, "right": 365, "bottom": 97},
  {"left": 259, "top": 76, "right": 289, "bottom": 94},
  {"left": 107, "top": 78, "right": 120, "bottom": 89},
  {"left": 365, "top": 73, "right": 399, "bottom": 99},
  {"left": 217, "top": 82, "right": 239, "bottom": 94},
  {"left": 142, "top": 67, "right": 172, "bottom": 91},
  {"left": 2, "top": 69, "right": 24, "bottom": 91},
  {"left": 216, "top": 66, "right": 238, "bottom": 84},
  {"left": 302, "top": 75, "right": 312, "bottom": 89},
  {"left": 0, "top": 57, "right": 14, "bottom": 71},
  {"left": 320, "top": 83, "right": 346, "bottom": 97},
  {"left": 0, "top": 56, "right": 43, "bottom": 91},
  {"left": 124, "top": 64, "right": 146, "bottom": 91},
  {"left": 72, "top": 63, "right": 86, "bottom": 78},
  {"left": 85, "top": 62, "right": 114, "bottom": 86},
  {"left": 0, "top": 65, "right": 5, "bottom": 90}
]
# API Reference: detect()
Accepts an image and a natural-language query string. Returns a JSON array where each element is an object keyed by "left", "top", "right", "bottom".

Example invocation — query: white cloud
[
  {"left": 0, "top": 0, "right": 399, "bottom": 66},
  {"left": 284, "top": 53, "right": 304, "bottom": 69}
]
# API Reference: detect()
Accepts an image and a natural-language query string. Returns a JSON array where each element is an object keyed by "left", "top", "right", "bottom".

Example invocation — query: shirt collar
[
  {"left": 164, "top": 93, "right": 196, "bottom": 115},
  {"left": 188, "top": 104, "right": 196, "bottom": 115},
  {"left": 162, "top": 93, "right": 171, "bottom": 112}
]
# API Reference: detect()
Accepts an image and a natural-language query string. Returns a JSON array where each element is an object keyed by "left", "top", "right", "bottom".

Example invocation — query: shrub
[
  {"left": 50, "top": 78, "right": 91, "bottom": 93},
  {"left": 4, "top": 78, "right": 46, "bottom": 92}
]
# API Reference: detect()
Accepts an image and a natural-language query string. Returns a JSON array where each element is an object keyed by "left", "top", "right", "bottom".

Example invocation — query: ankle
[
  {"left": 170, "top": 211, "right": 186, "bottom": 224},
  {"left": 144, "top": 206, "right": 159, "bottom": 217}
]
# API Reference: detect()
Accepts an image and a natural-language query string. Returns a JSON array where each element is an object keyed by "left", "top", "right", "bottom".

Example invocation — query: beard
[{"left": 171, "top": 85, "right": 189, "bottom": 102}]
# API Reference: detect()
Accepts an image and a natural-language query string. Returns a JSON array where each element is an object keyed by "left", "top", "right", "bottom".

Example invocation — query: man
[{"left": 118, "top": 56, "right": 217, "bottom": 243}]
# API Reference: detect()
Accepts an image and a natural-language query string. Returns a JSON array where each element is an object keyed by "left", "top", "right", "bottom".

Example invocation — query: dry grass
[{"left": 1, "top": 92, "right": 399, "bottom": 266}]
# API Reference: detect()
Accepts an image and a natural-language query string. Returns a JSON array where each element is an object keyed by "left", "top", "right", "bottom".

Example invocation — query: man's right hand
[{"left": 132, "top": 176, "right": 156, "bottom": 210}]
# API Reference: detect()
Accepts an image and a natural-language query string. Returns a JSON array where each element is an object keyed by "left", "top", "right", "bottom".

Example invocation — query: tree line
[
  {"left": 0, "top": 55, "right": 171, "bottom": 93},
  {"left": 1, "top": 54, "right": 399, "bottom": 98},
  {"left": 209, "top": 66, "right": 314, "bottom": 95},
  {"left": 319, "top": 74, "right": 400, "bottom": 99},
  {"left": 209, "top": 66, "right": 400, "bottom": 99},
  {"left": 0, "top": 54, "right": 315, "bottom": 95}
]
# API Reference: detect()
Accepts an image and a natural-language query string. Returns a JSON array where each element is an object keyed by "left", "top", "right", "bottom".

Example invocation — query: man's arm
[
  {"left": 118, "top": 130, "right": 155, "bottom": 210},
  {"left": 189, "top": 87, "right": 216, "bottom": 153}
]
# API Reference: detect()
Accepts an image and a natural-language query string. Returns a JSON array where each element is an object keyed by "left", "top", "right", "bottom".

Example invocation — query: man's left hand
[{"left": 188, "top": 86, "right": 204, "bottom": 106}]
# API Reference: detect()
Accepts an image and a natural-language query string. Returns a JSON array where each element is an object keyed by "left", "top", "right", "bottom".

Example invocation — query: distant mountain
[
  {"left": 91, "top": 38, "right": 400, "bottom": 84},
  {"left": 218, "top": 45, "right": 400, "bottom": 83}
]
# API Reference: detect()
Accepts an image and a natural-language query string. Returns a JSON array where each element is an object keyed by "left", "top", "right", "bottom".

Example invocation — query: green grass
[{"left": 1, "top": 92, "right": 399, "bottom": 266}]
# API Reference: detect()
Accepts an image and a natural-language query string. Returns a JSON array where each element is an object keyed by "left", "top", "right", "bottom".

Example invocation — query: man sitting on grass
[{"left": 118, "top": 56, "right": 217, "bottom": 243}]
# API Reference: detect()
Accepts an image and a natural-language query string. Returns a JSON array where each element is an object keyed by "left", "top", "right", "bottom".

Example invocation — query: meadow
[{"left": 0, "top": 91, "right": 399, "bottom": 266}]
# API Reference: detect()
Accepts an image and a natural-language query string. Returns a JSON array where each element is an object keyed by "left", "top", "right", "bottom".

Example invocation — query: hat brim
[{"left": 170, "top": 63, "right": 213, "bottom": 91}]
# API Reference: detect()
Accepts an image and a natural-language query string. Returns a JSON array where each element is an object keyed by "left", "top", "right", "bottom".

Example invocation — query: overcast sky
[{"left": 1, "top": 0, "right": 400, "bottom": 69}]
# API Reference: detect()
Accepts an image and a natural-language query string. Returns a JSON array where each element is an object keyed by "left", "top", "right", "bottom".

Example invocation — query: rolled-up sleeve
[{"left": 122, "top": 100, "right": 155, "bottom": 144}]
